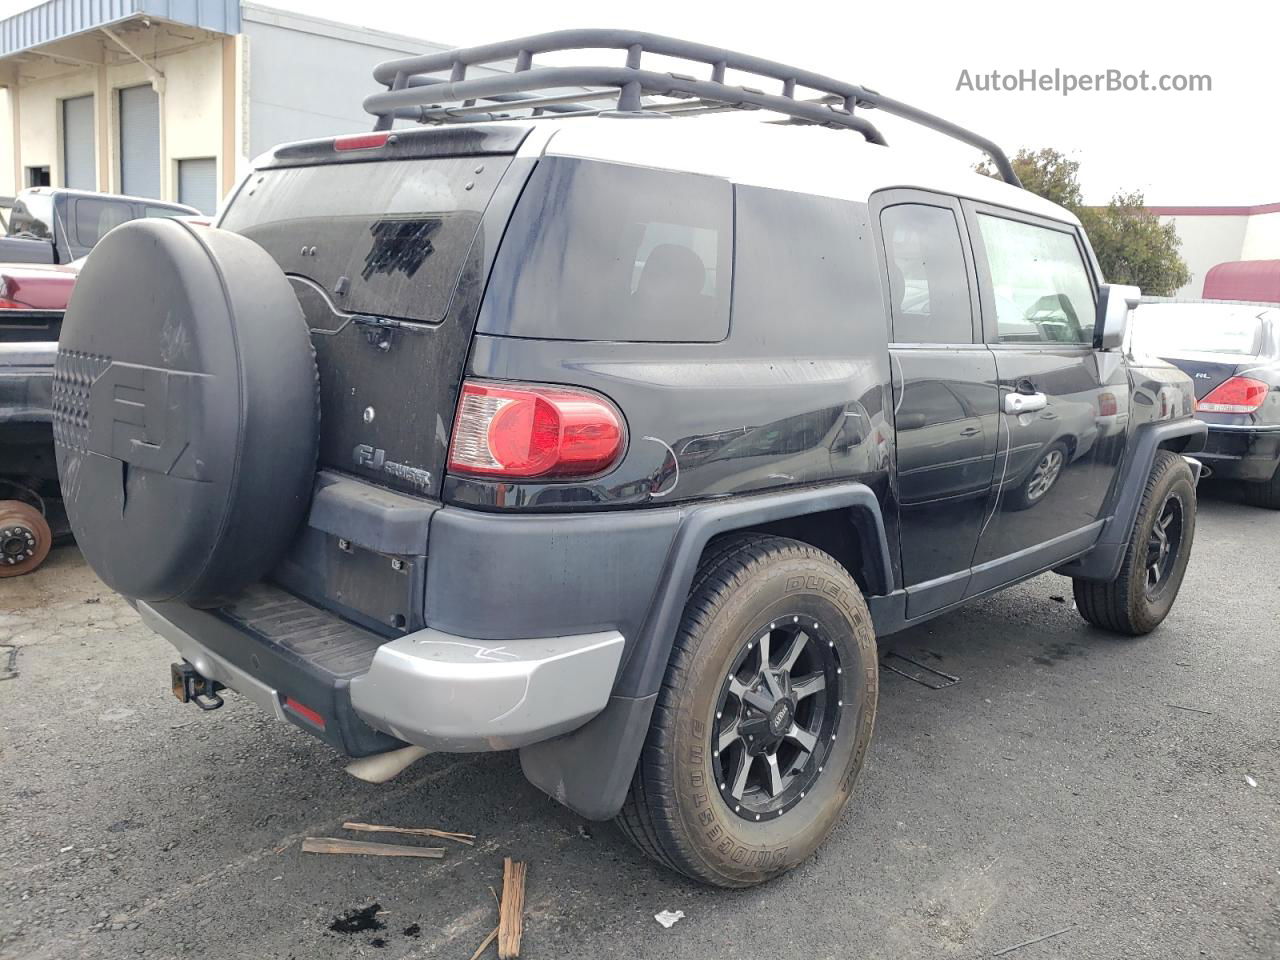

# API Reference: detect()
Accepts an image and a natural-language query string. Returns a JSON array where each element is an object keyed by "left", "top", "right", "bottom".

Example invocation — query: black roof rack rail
[{"left": 364, "top": 29, "right": 1022, "bottom": 187}]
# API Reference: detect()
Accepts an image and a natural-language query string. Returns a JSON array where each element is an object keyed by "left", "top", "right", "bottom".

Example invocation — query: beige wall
[
  {"left": 1242, "top": 211, "right": 1280, "bottom": 261},
  {"left": 1158, "top": 214, "right": 1251, "bottom": 298},
  {"left": 1, "top": 37, "right": 225, "bottom": 203}
]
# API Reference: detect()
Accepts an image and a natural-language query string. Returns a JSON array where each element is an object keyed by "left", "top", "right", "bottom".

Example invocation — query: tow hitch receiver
[{"left": 171, "top": 661, "right": 225, "bottom": 711}]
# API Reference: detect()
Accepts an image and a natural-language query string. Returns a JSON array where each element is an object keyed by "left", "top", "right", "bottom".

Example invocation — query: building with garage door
[{"left": 0, "top": 1, "right": 504, "bottom": 214}]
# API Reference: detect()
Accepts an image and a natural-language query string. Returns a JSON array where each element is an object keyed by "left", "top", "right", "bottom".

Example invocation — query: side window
[
  {"left": 74, "top": 198, "right": 136, "bottom": 247},
  {"left": 977, "top": 214, "right": 1095, "bottom": 344},
  {"left": 483, "top": 157, "right": 732, "bottom": 343},
  {"left": 881, "top": 203, "right": 974, "bottom": 344}
]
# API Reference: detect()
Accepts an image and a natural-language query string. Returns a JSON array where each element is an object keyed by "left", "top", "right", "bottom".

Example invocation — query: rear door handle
[{"left": 1004, "top": 392, "right": 1048, "bottom": 415}]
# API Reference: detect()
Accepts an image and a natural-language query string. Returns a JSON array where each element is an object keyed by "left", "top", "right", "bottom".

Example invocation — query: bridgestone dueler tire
[
  {"left": 1073, "top": 450, "right": 1196, "bottom": 636},
  {"left": 53, "top": 219, "right": 317, "bottom": 607},
  {"left": 1242, "top": 467, "right": 1280, "bottom": 510},
  {"left": 616, "top": 534, "right": 878, "bottom": 887}
]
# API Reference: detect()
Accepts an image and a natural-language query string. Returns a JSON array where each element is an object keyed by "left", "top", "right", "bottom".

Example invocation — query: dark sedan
[{"left": 1131, "top": 299, "right": 1280, "bottom": 507}]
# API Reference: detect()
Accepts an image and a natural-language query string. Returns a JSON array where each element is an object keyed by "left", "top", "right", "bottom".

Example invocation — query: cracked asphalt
[{"left": 1, "top": 484, "right": 1277, "bottom": 960}]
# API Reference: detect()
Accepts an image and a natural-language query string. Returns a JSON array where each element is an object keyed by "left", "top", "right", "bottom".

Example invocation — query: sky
[{"left": 2, "top": 0, "right": 1276, "bottom": 204}]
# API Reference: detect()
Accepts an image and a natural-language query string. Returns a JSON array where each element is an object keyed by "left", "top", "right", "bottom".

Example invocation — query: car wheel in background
[
  {"left": 0, "top": 500, "right": 52, "bottom": 577},
  {"left": 616, "top": 534, "right": 878, "bottom": 887},
  {"left": 1241, "top": 466, "right": 1280, "bottom": 510},
  {"left": 1008, "top": 439, "right": 1070, "bottom": 511},
  {"left": 1072, "top": 450, "right": 1196, "bottom": 635}
]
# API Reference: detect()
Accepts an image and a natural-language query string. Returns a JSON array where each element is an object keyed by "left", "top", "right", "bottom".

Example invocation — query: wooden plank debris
[
  {"left": 342, "top": 820, "right": 475, "bottom": 845},
  {"left": 497, "top": 858, "right": 527, "bottom": 959},
  {"left": 301, "top": 837, "right": 445, "bottom": 859}
]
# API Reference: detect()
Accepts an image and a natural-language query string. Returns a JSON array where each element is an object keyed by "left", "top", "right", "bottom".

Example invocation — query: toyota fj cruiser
[{"left": 54, "top": 31, "right": 1206, "bottom": 887}]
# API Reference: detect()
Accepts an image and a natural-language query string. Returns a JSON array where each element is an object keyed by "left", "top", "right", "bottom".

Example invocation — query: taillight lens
[
  {"left": 0, "top": 297, "right": 29, "bottom": 309},
  {"left": 1098, "top": 392, "right": 1118, "bottom": 417},
  {"left": 448, "top": 381, "right": 626, "bottom": 479},
  {"left": 1197, "top": 376, "right": 1270, "bottom": 414}
]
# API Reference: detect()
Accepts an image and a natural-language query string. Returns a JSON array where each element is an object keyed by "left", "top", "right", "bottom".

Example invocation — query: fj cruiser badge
[{"left": 352, "top": 443, "right": 433, "bottom": 492}]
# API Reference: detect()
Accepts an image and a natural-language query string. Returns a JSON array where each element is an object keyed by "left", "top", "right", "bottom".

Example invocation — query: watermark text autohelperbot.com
[{"left": 956, "top": 68, "right": 1211, "bottom": 96}]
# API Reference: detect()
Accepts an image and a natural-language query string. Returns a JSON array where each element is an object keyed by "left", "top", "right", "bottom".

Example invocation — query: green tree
[{"left": 977, "top": 148, "right": 1191, "bottom": 296}]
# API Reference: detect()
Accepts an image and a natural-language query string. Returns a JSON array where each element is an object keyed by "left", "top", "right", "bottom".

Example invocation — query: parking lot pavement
[{"left": 1, "top": 486, "right": 1277, "bottom": 960}]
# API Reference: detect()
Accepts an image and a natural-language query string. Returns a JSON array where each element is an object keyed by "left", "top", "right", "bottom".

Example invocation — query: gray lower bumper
[
  {"left": 348, "top": 629, "right": 625, "bottom": 752},
  {"left": 142, "top": 595, "right": 625, "bottom": 753}
]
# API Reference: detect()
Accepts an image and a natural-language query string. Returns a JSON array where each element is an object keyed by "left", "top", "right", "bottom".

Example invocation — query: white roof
[{"left": 519, "top": 115, "right": 1077, "bottom": 225}]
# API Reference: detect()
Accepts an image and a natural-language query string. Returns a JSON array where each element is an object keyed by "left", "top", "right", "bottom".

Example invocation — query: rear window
[
  {"left": 479, "top": 157, "right": 732, "bottom": 342},
  {"left": 1131, "top": 302, "right": 1272, "bottom": 356},
  {"left": 219, "top": 156, "right": 510, "bottom": 323},
  {"left": 74, "top": 197, "right": 136, "bottom": 247},
  {"left": 8, "top": 192, "right": 54, "bottom": 240}
]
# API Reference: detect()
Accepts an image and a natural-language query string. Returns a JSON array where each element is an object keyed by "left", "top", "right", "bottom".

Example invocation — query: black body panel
[
  {"left": 220, "top": 153, "right": 529, "bottom": 499},
  {"left": 150, "top": 586, "right": 400, "bottom": 757}
]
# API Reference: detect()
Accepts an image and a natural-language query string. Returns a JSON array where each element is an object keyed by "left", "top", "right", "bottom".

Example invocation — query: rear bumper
[
  {"left": 141, "top": 589, "right": 624, "bottom": 754},
  {"left": 1197, "top": 425, "right": 1280, "bottom": 482},
  {"left": 348, "top": 629, "right": 623, "bottom": 751}
]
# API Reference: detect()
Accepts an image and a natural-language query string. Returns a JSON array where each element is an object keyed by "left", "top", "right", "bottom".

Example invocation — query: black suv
[{"left": 54, "top": 32, "right": 1206, "bottom": 887}]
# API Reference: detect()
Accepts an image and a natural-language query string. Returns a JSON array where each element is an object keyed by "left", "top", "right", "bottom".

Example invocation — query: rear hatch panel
[{"left": 219, "top": 130, "right": 528, "bottom": 499}]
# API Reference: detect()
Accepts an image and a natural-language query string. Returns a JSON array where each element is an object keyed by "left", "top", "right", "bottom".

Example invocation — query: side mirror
[
  {"left": 1095, "top": 283, "right": 1141, "bottom": 351},
  {"left": 896, "top": 412, "right": 928, "bottom": 431}
]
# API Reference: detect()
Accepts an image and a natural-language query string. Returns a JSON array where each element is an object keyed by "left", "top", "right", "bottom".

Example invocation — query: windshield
[
  {"left": 1130, "top": 302, "right": 1272, "bottom": 357},
  {"left": 7, "top": 192, "right": 54, "bottom": 240}
]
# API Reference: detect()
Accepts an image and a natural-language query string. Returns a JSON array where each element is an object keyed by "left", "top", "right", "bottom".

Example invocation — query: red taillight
[
  {"left": 1197, "top": 376, "right": 1269, "bottom": 414},
  {"left": 448, "top": 381, "right": 626, "bottom": 479},
  {"left": 1098, "top": 392, "right": 1118, "bottom": 417},
  {"left": 0, "top": 297, "right": 28, "bottom": 309},
  {"left": 333, "top": 132, "right": 390, "bottom": 152}
]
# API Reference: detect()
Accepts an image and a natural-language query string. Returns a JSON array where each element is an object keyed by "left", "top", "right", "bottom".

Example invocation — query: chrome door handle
[{"left": 1004, "top": 391, "right": 1047, "bottom": 415}]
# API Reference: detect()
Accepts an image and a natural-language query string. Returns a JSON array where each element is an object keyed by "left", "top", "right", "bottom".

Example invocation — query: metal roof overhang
[{"left": 0, "top": 2, "right": 239, "bottom": 86}]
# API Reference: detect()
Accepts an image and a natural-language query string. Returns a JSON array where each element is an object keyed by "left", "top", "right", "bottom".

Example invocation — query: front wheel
[
  {"left": 615, "top": 534, "right": 877, "bottom": 887},
  {"left": 1073, "top": 450, "right": 1196, "bottom": 635}
]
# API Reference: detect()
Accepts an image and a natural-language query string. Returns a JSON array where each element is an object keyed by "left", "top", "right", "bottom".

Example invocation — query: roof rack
[{"left": 364, "top": 29, "right": 1022, "bottom": 187}]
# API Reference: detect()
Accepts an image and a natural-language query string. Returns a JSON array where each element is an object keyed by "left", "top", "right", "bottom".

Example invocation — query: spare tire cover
[{"left": 54, "top": 218, "right": 317, "bottom": 607}]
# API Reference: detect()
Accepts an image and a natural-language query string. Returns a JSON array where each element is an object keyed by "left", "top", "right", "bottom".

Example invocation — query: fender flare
[
  {"left": 1056, "top": 418, "right": 1206, "bottom": 582},
  {"left": 519, "top": 480, "right": 892, "bottom": 821}
]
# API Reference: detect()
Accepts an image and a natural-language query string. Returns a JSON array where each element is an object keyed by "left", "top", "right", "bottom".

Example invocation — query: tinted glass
[
  {"left": 74, "top": 198, "right": 136, "bottom": 247},
  {"left": 481, "top": 157, "right": 731, "bottom": 342},
  {"left": 221, "top": 156, "right": 509, "bottom": 324},
  {"left": 978, "top": 214, "right": 1095, "bottom": 344},
  {"left": 881, "top": 204, "right": 973, "bottom": 344},
  {"left": 8, "top": 192, "right": 54, "bottom": 239}
]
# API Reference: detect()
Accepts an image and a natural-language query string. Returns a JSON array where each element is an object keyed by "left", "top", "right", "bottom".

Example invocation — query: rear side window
[
  {"left": 480, "top": 158, "right": 731, "bottom": 342},
  {"left": 74, "top": 198, "right": 136, "bottom": 247},
  {"left": 880, "top": 203, "right": 973, "bottom": 344}
]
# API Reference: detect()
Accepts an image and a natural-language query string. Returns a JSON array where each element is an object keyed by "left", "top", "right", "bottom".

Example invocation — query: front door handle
[
  {"left": 1004, "top": 391, "right": 1048, "bottom": 415},
  {"left": 959, "top": 426, "right": 981, "bottom": 438}
]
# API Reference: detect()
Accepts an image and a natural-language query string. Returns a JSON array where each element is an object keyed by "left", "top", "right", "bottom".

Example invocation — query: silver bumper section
[
  {"left": 141, "top": 597, "right": 625, "bottom": 753},
  {"left": 348, "top": 629, "right": 625, "bottom": 751}
]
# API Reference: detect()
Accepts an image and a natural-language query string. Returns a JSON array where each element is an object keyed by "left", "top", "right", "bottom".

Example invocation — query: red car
[{"left": 0, "top": 260, "right": 80, "bottom": 312}]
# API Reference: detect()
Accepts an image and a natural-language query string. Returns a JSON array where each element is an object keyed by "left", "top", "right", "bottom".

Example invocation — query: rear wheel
[
  {"left": 1073, "top": 450, "right": 1196, "bottom": 635},
  {"left": 0, "top": 500, "right": 52, "bottom": 577},
  {"left": 1242, "top": 465, "right": 1280, "bottom": 509},
  {"left": 616, "top": 534, "right": 877, "bottom": 887}
]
